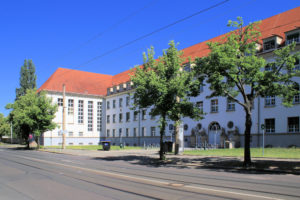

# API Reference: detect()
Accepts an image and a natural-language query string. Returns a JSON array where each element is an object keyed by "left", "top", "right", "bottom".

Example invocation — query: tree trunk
[
  {"left": 174, "top": 121, "right": 180, "bottom": 155},
  {"left": 159, "top": 116, "right": 166, "bottom": 160},
  {"left": 36, "top": 136, "right": 40, "bottom": 150},
  {"left": 244, "top": 110, "right": 252, "bottom": 167},
  {"left": 174, "top": 96, "right": 180, "bottom": 155}
]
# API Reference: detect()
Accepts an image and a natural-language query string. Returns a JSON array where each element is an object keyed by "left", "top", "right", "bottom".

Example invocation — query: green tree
[
  {"left": 194, "top": 18, "right": 300, "bottom": 166},
  {"left": 131, "top": 41, "right": 202, "bottom": 160},
  {"left": 0, "top": 113, "right": 10, "bottom": 139},
  {"left": 7, "top": 89, "right": 57, "bottom": 148},
  {"left": 16, "top": 59, "right": 37, "bottom": 100}
]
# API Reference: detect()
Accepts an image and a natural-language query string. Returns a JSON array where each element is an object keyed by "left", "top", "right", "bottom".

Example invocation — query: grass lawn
[
  {"left": 41, "top": 145, "right": 143, "bottom": 151},
  {"left": 183, "top": 148, "right": 300, "bottom": 159}
]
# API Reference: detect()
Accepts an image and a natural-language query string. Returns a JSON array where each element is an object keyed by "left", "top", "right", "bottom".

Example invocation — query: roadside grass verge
[
  {"left": 41, "top": 145, "right": 143, "bottom": 151},
  {"left": 183, "top": 148, "right": 300, "bottom": 159}
]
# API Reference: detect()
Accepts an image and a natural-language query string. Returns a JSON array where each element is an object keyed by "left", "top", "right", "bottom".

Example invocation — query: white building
[{"left": 39, "top": 7, "right": 300, "bottom": 147}]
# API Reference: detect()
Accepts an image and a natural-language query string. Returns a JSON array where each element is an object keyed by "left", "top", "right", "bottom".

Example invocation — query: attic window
[
  {"left": 183, "top": 64, "right": 191, "bottom": 72},
  {"left": 126, "top": 82, "right": 131, "bottom": 90},
  {"left": 264, "top": 40, "right": 275, "bottom": 51},
  {"left": 286, "top": 33, "right": 299, "bottom": 45}
]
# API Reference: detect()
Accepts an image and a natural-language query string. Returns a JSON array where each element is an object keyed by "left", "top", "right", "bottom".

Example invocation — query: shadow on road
[{"left": 93, "top": 155, "right": 300, "bottom": 175}]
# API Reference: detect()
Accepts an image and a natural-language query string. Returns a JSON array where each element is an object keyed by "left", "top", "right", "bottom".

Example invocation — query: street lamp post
[{"left": 261, "top": 124, "right": 265, "bottom": 156}]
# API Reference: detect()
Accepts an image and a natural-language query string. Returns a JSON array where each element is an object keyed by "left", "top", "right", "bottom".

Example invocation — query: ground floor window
[
  {"left": 126, "top": 128, "right": 129, "bottom": 137},
  {"left": 288, "top": 117, "right": 299, "bottom": 133},
  {"left": 133, "top": 128, "right": 137, "bottom": 137},
  {"left": 151, "top": 127, "right": 156, "bottom": 136},
  {"left": 142, "top": 127, "right": 146, "bottom": 136},
  {"left": 265, "top": 118, "right": 275, "bottom": 133}
]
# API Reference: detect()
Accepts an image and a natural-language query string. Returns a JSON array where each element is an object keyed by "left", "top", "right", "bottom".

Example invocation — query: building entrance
[{"left": 208, "top": 122, "right": 221, "bottom": 147}]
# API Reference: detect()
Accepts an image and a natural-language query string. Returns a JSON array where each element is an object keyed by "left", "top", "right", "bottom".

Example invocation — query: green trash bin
[
  {"left": 163, "top": 142, "right": 173, "bottom": 152},
  {"left": 101, "top": 141, "right": 111, "bottom": 151}
]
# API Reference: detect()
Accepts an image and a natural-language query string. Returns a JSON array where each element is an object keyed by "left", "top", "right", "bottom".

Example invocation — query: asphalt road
[{"left": 0, "top": 146, "right": 300, "bottom": 200}]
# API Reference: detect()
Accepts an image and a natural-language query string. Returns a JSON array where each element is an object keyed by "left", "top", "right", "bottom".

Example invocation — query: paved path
[
  {"left": 39, "top": 147, "right": 300, "bottom": 174},
  {"left": 1, "top": 145, "right": 300, "bottom": 200}
]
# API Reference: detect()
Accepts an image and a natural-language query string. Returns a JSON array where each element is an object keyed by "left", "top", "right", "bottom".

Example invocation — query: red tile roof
[
  {"left": 38, "top": 68, "right": 113, "bottom": 96},
  {"left": 182, "top": 6, "right": 300, "bottom": 60},
  {"left": 39, "top": 7, "right": 300, "bottom": 96}
]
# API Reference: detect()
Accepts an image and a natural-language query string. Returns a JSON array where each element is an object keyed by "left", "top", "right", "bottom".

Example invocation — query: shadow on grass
[{"left": 93, "top": 155, "right": 300, "bottom": 175}]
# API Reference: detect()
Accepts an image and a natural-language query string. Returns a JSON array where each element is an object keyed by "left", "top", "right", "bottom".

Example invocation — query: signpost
[{"left": 261, "top": 124, "right": 265, "bottom": 156}]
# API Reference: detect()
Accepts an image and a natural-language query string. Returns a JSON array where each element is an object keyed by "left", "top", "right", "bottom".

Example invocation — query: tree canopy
[
  {"left": 0, "top": 113, "right": 10, "bottom": 139},
  {"left": 6, "top": 89, "right": 57, "bottom": 148},
  {"left": 131, "top": 41, "right": 202, "bottom": 160},
  {"left": 16, "top": 59, "right": 37, "bottom": 100},
  {"left": 194, "top": 17, "right": 300, "bottom": 166}
]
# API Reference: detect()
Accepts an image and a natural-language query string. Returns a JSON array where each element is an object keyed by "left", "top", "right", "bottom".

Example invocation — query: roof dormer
[
  {"left": 285, "top": 28, "right": 300, "bottom": 45},
  {"left": 263, "top": 35, "right": 282, "bottom": 51}
]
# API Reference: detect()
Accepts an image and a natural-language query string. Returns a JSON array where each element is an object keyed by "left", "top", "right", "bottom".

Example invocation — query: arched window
[{"left": 209, "top": 122, "right": 220, "bottom": 131}]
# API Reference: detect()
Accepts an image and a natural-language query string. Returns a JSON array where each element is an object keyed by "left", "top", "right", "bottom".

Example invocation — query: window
[
  {"left": 107, "top": 101, "right": 110, "bottom": 109},
  {"left": 184, "top": 64, "right": 191, "bottom": 72},
  {"left": 58, "top": 131, "right": 62, "bottom": 136},
  {"left": 133, "top": 128, "right": 137, "bottom": 137},
  {"left": 288, "top": 117, "right": 299, "bottom": 133},
  {"left": 88, "top": 101, "right": 93, "bottom": 131},
  {"left": 150, "top": 109, "right": 155, "bottom": 120},
  {"left": 126, "top": 112, "right": 130, "bottom": 122},
  {"left": 126, "top": 96, "right": 130, "bottom": 106},
  {"left": 227, "top": 98, "right": 235, "bottom": 111},
  {"left": 264, "top": 40, "right": 275, "bottom": 51},
  {"left": 97, "top": 102, "right": 102, "bottom": 131},
  {"left": 112, "top": 129, "right": 116, "bottom": 137},
  {"left": 78, "top": 100, "right": 84, "bottom": 124},
  {"left": 265, "top": 118, "right": 275, "bottom": 133},
  {"left": 106, "top": 129, "right": 110, "bottom": 137},
  {"left": 69, "top": 143, "right": 73, "bottom": 146},
  {"left": 265, "top": 96, "right": 275, "bottom": 106},
  {"left": 68, "top": 99, "right": 74, "bottom": 115},
  {"left": 151, "top": 127, "right": 156, "bottom": 136},
  {"left": 196, "top": 101, "right": 203, "bottom": 113},
  {"left": 287, "top": 33, "right": 299, "bottom": 45},
  {"left": 58, "top": 98, "right": 63, "bottom": 106},
  {"left": 293, "top": 84, "right": 300, "bottom": 104},
  {"left": 119, "top": 98, "right": 123, "bottom": 107},
  {"left": 126, "top": 128, "right": 129, "bottom": 137},
  {"left": 169, "top": 124, "right": 173, "bottom": 130},
  {"left": 295, "top": 59, "right": 300, "bottom": 71},
  {"left": 113, "top": 100, "right": 116, "bottom": 108},
  {"left": 142, "top": 127, "right": 146, "bottom": 137},
  {"left": 265, "top": 64, "right": 274, "bottom": 72},
  {"left": 142, "top": 110, "right": 146, "bottom": 120},
  {"left": 119, "top": 113, "right": 123, "bottom": 123},
  {"left": 184, "top": 124, "right": 188, "bottom": 131},
  {"left": 134, "top": 111, "right": 138, "bottom": 121},
  {"left": 119, "top": 128, "right": 122, "bottom": 137},
  {"left": 79, "top": 132, "right": 83, "bottom": 137},
  {"left": 113, "top": 114, "right": 116, "bottom": 123},
  {"left": 211, "top": 99, "right": 218, "bottom": 113},
  {"left": 69, "top": 132, "right": 73, "bottom": 137},
  {"left": 107, "top": 115, "right": 110, "bottom": 124},
  {"left": 127, "top": 82, "right": 131, "bottom": 90}
]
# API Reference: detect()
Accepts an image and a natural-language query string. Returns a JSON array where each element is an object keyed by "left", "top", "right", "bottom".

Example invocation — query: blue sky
[{"left": 0, "top": 0, "right": 299, "bottom": 116}]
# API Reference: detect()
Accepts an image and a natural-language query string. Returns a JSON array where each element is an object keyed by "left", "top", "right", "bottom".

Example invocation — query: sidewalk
[{"left": 40, "top": 147, "right": 300, "bottom": 175}]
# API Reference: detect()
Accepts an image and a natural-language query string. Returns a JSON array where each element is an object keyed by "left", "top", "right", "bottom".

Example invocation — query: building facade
[{"left": 39, "top": 7, "right": 300, "bottom": 147}]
